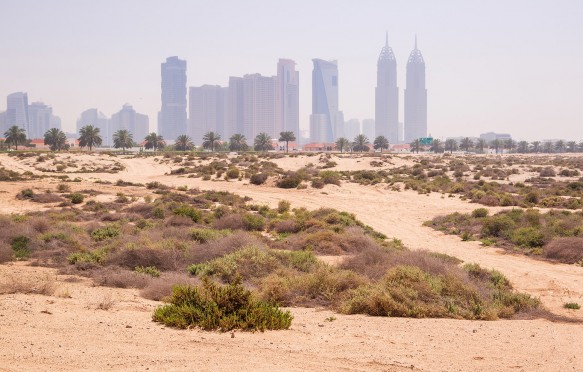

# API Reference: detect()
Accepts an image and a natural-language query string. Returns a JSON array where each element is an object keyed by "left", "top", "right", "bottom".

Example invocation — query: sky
[{"left": 1, "top": 0, "right": 582, "bottom": 141}]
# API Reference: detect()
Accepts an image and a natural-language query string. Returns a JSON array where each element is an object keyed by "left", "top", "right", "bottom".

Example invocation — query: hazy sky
[{"left": 1, "top": 0, "right": 582, "bottom": 141}]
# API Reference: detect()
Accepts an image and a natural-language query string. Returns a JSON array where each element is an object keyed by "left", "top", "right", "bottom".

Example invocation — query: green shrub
[
  {"left": 510, "top": 227, "right": 545, "bottom": 248},
  {"left": 276, "top": 174, "right": 302, "bottom": 189},
  {"left": 90, "top": 225, "right": 120, "bottom": 241},
  {"left": 18, "top": 188, "right": 34, "bottom": 199},
  {"left": 471, "top": 208, "right": 489, "bottom": 218},
  {"left": 481, "top": 215, "right": 515, "bottom": 238},
  {"left": 11, "top": 236, "right": 31, "bottom": 259},
  {"left": 277, "top": 200, "right": 291, "bottom": 213},
  {"left": 134, "top": 266, "right": 161, "bottom": 277},
  {"left": 70, "top": 193, "right": 84, "bottom": 204},
  {"left": 319, "top": 170, "right": 341, "bottom": 186},
  {"left": 564, "top": 302, "right": 581, "bottom": 310},
  {"left": 152, "top": 278, "right": 293, "bottom": 331},
  {"left": 173, "top": 204, "right": 201, "bottom": 222},
  {"left": 243, "top": 214, "right": 265, "bottom": 231},
  {"left": 57, "top": 183, "right": 71, "bottom": 193},
  {"left": 152, "top": 207, "right": 165, "bottom": 219},
  {"left": 67, "top": 249, "right": 107, "bottom": 266}
]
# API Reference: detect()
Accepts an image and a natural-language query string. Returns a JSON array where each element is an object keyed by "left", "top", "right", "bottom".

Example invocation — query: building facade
[
  {"left": 27, "top": 102, "right": 61, "bottom": 139},
  {"left": 159, "top": 56, "right": 187, "bottom": 142},
  {"left": 310, "top": 59, "right": 342, "bottom": 143},
  {"left": 277, "top": 59, "right": 300, "bottom": 139},
  {"left": 242, "top": 73, "right": 280, "bottom": 141},
  {"left": 362, "top": 118, "right": 375, "bottom": 141},
  {"left": 404, "top": 37, "right": 427, "bottom": 142},
  {"left": 111, "top": 104, "right": 149, "bottom": 145},
  {"left": 375, "top": 34, "right": 399, "bottom": 143},
  {"left": 188, "top": 85, "right": 228, "bottom": 144},
  {"left": 6, "top": 92, "right": 29, "bottom": 135},
  {"left": 77, "top": 109, "right": 110, "bottom": 146}
]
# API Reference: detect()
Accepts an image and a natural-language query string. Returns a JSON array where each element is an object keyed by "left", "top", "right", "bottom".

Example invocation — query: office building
[
  {"left": 159, "top": 56, "right": 187, "bottom": 141},
  {"left": 375, "top": 33, "right": 399, "bottom": 143},
  {"left": 277, "top": 59, "right": 300, "bottom": 138},
  {"left": 310, "top": 59, "right": 343, "bottom": 143},
  {"left": 404, "top": 37, "right": 428, "bottom": 142}
]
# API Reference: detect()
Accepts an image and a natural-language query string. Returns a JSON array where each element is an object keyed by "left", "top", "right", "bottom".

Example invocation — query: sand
[{"left": 0, "top": 152, "right": 582, "bottom": 371}]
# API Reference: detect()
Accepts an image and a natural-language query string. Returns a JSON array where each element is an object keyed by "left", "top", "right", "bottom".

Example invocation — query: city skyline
[{"left": 1, "top": 1, "right": 582, "bottom": 141}]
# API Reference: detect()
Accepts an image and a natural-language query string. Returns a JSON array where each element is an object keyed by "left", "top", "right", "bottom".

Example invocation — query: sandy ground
[{"left": 1, "top": 152, "right": 583, "bottom": 371}]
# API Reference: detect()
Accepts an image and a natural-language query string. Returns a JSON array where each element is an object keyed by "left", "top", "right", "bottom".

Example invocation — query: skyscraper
[
  {"left": 242, "top": 74, "right": 279, "bottom": 141},
  {"left": 188, "top": 85, "right": 228, "bottom": 144},
  {"left": 227, "top": 76, "right": 245, "bottom": 138},
  {"left": 310, "top": 59, "right": 342, "bottom": 143},
  {"left": 159, "top": 56, "right": 187, "bottom": 141},
  {"left": 404, "top": 37, "right": 427, "bottom": 142},
  {"left": 6, "top": 92, "right": 29, "bottom": 135},
  {"left": 277, "top": 59, "right": 299, "bottom": 138},
  {"left": 375, "top": 33, "right": 399, "bottom": 143}
]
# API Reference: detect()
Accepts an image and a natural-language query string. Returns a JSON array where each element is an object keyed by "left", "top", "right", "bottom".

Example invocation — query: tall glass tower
[
  {"left": 310, "top": 59, "right": 342, "bottom": 143},
  {"left": 404, "top": 37, "right": 427, "bottom": 142},
  {"left": 375, "top": 33, "right": 399, "bottom": 143},
  {"left": 159, "top": 56, "right": 187, "bottom": 142}
]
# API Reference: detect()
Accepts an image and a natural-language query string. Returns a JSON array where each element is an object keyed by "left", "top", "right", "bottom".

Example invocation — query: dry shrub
[
  {"left": 212, "top": 214, "right": 244, "bottom": 230},
  {"left": 278, "top": 227, "right": 381, "bottom": 255},
  {"left": 544, "top": 237, "right": 583, "bottom": 264},
  {"left": 30, "top": 218, "right": 50, "bottom": 233},
  {"left": 125, "top": 203, "right": 155, "bottom": 218},
  {"left": 107, "top": 248, "right": 181, "bottom": 271},
  {"left": 31, "top": 193, "right": 65, "bottom": 204},
  {"left": 91, "top": 267, "right": 151, "bottom": 289},
  {"left": 0, "top": 273, "right": 56, "bottom": 295},
  {"left": 140, "top": 272, "right": 198, "bottom": 301},
  {"left": 165, "top": 215, "right": 194, "bottom": 227},
  {"left": 96, "top": 293, "right": 115, "bottom": 310},
  {"left": 0, "top": 243, "right": 11, "bottom": 263},
  {"left": 185, "top": 231, "right": 263, "bottom": 264}
]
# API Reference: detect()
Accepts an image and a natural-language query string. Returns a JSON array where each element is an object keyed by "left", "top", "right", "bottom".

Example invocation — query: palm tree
[
  {"left": 201, "top": 131, "right": 221, "bottom": 152},
  {"left": 460, "top": 137, "right": 474, "bottom": 153},
  {"left": 44, "top": 128, "right": 68, "bottom": 151},
  {"left": 476, "top": 138, "right": 486, "bottom": 154},
  {"left": 410, "top": 139, "right": 421, "bottom": 154},
  {"left": 3, "top": 125, "right": 27, "bottom": 150},
  {"left": 491, "top": 139, "right": 502, "bottom": 154},
  {"left": 112, "top": 129, "right": 134, "bottom": 152},
  {"left": 335, "top": 137, "right": 350, "bottom": 153},
  {"left": 144, "top": 132, "right": 165, "bottom": 152},
  {"left": 445, "top": 139, "right": 458, "bottom": 154},
  {"left": 543, "top": 141, "right": 553, "bottom": 153},
  {"left": 175, "top": 134, "right": 194, "bottom": 151},
  {"left": 578, "top": 141, "right": 583, "bottom": 152},
  {"left": 517, "top": 141, "right": 529, "bottom": 154},
  {"left": 229, "top": 134, "right": 248, "bottom": 151},
  {"left": 566, "top": 141, "right": 577, "bottom": 153},
  {"left": 353, "top": 134, "right": 370, "bottom": 152},
  {"left": 373, "top": 136, "right": 389, "bottom": 153},
  {"left": 431, "top": 139, "right": 443, "bottom": 153},
  {"left": 279, "top": 131, "right": 296, "bottom": 153},
  {"left": 531, "top": 141, "right": 541, "bottom": 153},
  {"left": 554, "top": 140, "right": 566, "bottom": 153},
  {"left": 78, "top": 125, "right": 102, "bottom": 151},
  {"left": 254, "top": 132, "right": 273, "bottom": 152},
  {"left": 504, "top": 139, "right": 516, "bottom": 154}
]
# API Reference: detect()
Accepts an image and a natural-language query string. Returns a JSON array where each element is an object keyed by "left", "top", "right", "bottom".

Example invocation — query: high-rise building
[
  {"left": 27, "top": 102, "right": 60, "bottom": 139},
  {"left": 111, "top": 104, "right": 149, "bottom": 145},
  {"left": 404, "top": 37, "right": 427, "bottom": 142},
  {"left": 310, "top": 59, "right": 342, "bottom": 143},
  {"left": 227, "top": 76, "right": 245, "bottom": 138},
  {"left": 77, "top": 108, "right": 111, "bottom": 146},
  {"left": 375, "top": 33, "right": 399, "bottom": 143},
  {"left": 277, "top": 59, "right": 299, "bottom": 138},
  {"left": 188, "top": 85, "right": 228, "bottom": 144},
  {"left": 242, "top": 74, "right": 280, "bottom": 141},
  {"left": 159, "top": 56, "right": 187, "bottom": 141},
  {"left": 0, "top": 111, "right": 6, "bottom": 134},
  {"left": 344, "top": 118, "right": 360, "bottom": 142},
  {"left": 6, "top": 92, "right": 29, "bottom": 135},
  {"left": 362, "top": 119, "right": 375, "bottom": 141}
]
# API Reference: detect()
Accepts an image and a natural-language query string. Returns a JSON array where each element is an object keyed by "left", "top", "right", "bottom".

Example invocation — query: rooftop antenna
[{"left": 415, "top": 34, "right": 418, "bottom": 49}]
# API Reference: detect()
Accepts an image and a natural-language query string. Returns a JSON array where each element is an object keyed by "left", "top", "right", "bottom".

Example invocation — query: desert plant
[
  {"left": 78, "top": 125, "right": 102, "bottom": 151},
  {"left": 152, "top": 277, "right": 293, "bottom": 331}
]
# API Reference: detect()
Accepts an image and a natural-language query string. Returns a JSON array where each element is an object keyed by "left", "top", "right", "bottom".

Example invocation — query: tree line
[
  {"left": 410, "top": 137, "right": 583, "bottom": 154},
  {"left": 0, "top": 125, "right": 298, "bottom": 153}
]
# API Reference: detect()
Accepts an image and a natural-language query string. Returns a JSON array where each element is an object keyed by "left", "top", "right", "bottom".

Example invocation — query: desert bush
[
  {"left": 276, "top": 174, "right": 302, "bottom": 189},
  {"left": 543, "top": 237, "right": 583, "bottom": 264},
  {"left": 152, "top": 278, "right": 293, "bottom": 331},
  {"left": 277, "top": 200, "right": 291, "bottom": 213},
  {"left": 17, "top": 188, "right": 35, "bottom": 199},
  {"left": 11, "top": 236, "right": 31, "bottom": 259},
  {"left": 31, "top": 193, "right": 66, "bottom": 204},
  {"left": 107, "top": 248, "right": 180, "bottom": 271},
  {"left": 250, "top": 173, "right": 268, "bottom": 185},
  {"left": 134, "top": 266, "right": 161, "bottom": 277},
  {"left": 226, "top": 167, "right": 240, "bottom": 179},
  {"left": 140, "top": 272, "right": 198, "bottom": 301},
  {"left": 213, "top": 214, "right": 245, "bottom": 230},
  {"left": 190, "top": 228, "right": 231, "bottom": 243},
  {"left": 471, "top": 208, "right": 489, "bottom": 218},
  {"left": 0, "top": 273, "right": 56, "bottom": 295},
  {"left": 539, "top": 167, "right": 556, "bottom": 177},
  {"left": 172, "top": 204, "right": 201, "bottom": 222},
  {"left": 69, "top": 193, "right": 84, "bottom": 204},
  {"left": 242, "top": 213, "right": 265, "bottom": 231},
  {"left": 91, "top": 267, "right": 151, "bottom": 289},
  {"left": 564, "top": 302, "right": 581, "bottom": 310},
  {"left": 510, "top": 227, "right": 545, "bottom": 248},
  {"left": 90, "top": 225, "right": 120, "bottom": 241}
]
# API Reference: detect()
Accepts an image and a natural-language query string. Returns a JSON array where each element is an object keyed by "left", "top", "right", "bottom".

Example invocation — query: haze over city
[{"left": 1, "top": 0, "right": 582, "bottom": 141}]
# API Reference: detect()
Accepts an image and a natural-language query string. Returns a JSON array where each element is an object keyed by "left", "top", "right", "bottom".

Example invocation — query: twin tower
[{"left": 376, "top": 34, "right": 427, "bottom": 143}]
